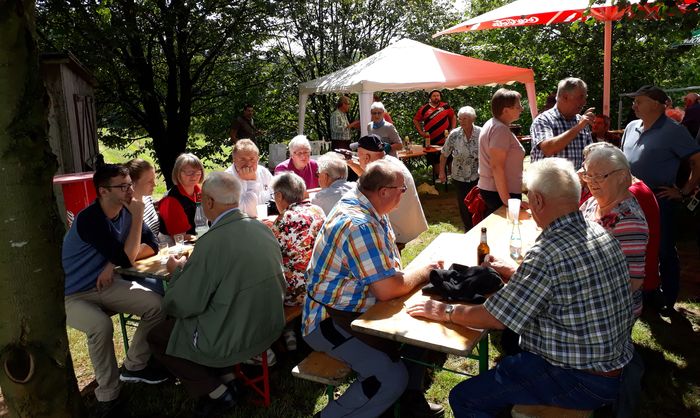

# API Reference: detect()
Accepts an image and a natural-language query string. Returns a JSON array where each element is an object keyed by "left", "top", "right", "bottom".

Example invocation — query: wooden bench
[
  {"left": 511, "top": 405, "right": 592, "bottom": 418},
  {"left": 292, "top": 351, "right": 352, "bottom": 401},
  {"left": 284, "top": 305, "right": 302, "bottom": 324}
]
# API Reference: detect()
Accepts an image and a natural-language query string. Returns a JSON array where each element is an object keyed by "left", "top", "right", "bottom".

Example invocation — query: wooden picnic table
[
  {"left": 351, "top": 206, "right": 540, "bottom": 372},
  {"left": 115, "top": 244, "right": 194, "bottom": 280},
  {"left": 397, "top": 145, "right": 442, "bottom": 161}
]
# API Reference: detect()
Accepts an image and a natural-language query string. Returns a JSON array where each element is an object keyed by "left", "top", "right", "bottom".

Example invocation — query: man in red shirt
[{"left": 413, "top": 90, "right": 456, "bottom": 178}]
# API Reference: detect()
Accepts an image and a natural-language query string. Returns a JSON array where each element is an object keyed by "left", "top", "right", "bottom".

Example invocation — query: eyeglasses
[
  {"left": 293, "top": 151, "right": 311, "bottom": 156},
  {"left": 182, "top": 170, "right": 202, "bottom": 177},
  {"left": 103, "top": 183, "right": 133, "bottom": 192},
  {"left": 384, "top": 184, "right": 408, "bottom": 193},
  {"left": 371, "top": 111, "right": 384, "bottom": 115},
  {"left": 581, "top": 168, "right": 622, "bottom": 183}
]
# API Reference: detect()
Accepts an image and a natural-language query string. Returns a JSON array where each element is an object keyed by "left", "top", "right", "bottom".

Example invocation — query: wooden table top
[
  {"left": 351, "top": 206, "right": 540, "bottom": 356},
  {"left": 115, "top": 244, "right": 194, "bottom": 280},
  {"left": 397, "top": 145, "right": 442, "bottom": 160}
]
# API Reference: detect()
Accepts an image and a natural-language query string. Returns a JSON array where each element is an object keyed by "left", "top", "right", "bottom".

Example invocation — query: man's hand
[
  {"left": 579, "top": 107, "right": 596, "bottom": 128},
  {"left": 124, "top": 197, "right": 145, "bottom": 218},
  {"left": 656, "top": 186, "right": 683, "bottom": 200},
  {"left": 482, "top": 254, "right": 516, "bottom": 282},
  {"left": 406, "top": 299, "right": 448, "bottom": 322},
  {"left": 166, "top": 254, "right": 188, "bottom": 274},
  {"left": 348, "top": 120, "right": 360, "bottom": 129},
  {"left": 96, "top": 263, "right": 114, "bottom": 291},
  {"left": 237, "top": 165, "right": 257, "bottom": 181}
]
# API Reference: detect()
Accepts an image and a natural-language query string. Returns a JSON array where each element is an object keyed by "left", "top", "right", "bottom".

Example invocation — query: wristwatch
[{"left": 444, "top": 304, "right": 455, "bottom": 323}]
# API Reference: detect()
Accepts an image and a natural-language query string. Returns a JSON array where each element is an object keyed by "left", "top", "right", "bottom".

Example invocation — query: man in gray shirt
[
  {"left": 311, "top": 152, "right": 354, "bottom": 215},
  {"left": 368, "top": 102, "right": 403, "bottom": 157}
]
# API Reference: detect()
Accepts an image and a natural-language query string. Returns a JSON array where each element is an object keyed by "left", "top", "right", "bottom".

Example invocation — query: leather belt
[{"left": 584, "top": 368, "right": 622, "bottom": 378}]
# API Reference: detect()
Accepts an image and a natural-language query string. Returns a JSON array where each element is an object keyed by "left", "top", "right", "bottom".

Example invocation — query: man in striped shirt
[{"left": 303, "top": 159, "right": 443, "bottom": 418}]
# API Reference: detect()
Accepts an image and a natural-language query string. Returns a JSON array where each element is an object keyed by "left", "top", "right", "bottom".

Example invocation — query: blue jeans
[
  {"left": 449, "top": 351, "right": 621, "bottom": 418},
  {"left": 657, "top": 197, "right": 680, "bottom": 307}
]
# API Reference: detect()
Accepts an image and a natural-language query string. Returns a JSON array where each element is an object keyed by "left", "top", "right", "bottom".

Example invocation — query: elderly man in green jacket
[{"left": 148, "top": 171, "right": 285, "bottom": 417}]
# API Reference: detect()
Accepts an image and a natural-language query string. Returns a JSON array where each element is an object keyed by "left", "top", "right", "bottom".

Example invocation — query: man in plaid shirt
[
  {"left": 408, "top": 158, "right": 634, "bottom": 417},
  {"left": 303, "top": 159, "right": 444, "bottom": 418},
  {"left": 530, "top": 77, "right": 595, "bottom": 170}
]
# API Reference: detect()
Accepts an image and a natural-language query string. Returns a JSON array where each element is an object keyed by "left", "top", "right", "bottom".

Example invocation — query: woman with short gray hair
[
  {"left": 579, "top": 144, "right": 648, "bottom": 318},
  {"left": 269, "top": 172, "right": 326, "bottom": 348},
  {"left": 274, "top": 135, "right": 320, "bottom": 189},
  {"left": 439, "top": 105, "right": 481, "bottom": 231}
]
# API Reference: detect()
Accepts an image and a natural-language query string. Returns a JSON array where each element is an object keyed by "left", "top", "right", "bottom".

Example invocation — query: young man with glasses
[{"left": 62, "top": 164, "right": 168, "bottom": 416}]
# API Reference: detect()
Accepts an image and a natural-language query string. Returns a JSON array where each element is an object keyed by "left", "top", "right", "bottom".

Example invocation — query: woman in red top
[{"left": 158, "top": 153, "right": 205, "bottom": 240}]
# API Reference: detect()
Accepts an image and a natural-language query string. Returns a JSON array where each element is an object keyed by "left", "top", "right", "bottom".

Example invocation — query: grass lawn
[{"left": 12, "top": 145, "right": 700, "bottom": 417}]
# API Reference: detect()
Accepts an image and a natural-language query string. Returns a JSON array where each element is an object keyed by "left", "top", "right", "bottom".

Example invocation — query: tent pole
[
  {"left": 359, "top": 91, "right": 373, "bottom": 136},
  {"left": 603, "top": 20, "right": 612, "bottom": 116},
  {"left": 525, "top": 82, "right": 538, "bottom": 120},
  {"left": 297, "top": 92, "right": 309, "bottom": 135}
]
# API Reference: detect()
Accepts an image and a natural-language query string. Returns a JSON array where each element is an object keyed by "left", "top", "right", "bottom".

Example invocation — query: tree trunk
[{"left": 0, "top": 1, "right": 85, "bottom": 416}]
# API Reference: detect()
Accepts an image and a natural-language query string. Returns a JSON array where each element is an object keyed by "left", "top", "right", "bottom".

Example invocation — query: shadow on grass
[{"left": 635, "top": 305, "right": 700, "bottom": 417}]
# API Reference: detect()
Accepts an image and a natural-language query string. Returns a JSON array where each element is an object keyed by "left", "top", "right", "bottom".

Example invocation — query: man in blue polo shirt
[
  {"left": 62, "top": 164, "right": 167, "bottom": 415},
  {"left": 621, "top": 85, "right": 700, "bottom": 316}
]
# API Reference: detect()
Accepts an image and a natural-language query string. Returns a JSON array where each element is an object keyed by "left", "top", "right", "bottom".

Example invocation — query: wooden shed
[{"left": 41, "top": 52, "right": 99, "bottom": 174}]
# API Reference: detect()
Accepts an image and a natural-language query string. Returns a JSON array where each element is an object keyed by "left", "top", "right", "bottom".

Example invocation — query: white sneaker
[{"left": 242, "top": 348, "right": 276, "bottom": 367}]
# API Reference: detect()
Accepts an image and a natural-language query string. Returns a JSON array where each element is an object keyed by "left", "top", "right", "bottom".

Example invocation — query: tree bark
[{"left": 0, "top": 1, "right": 85, "bottom": 416}]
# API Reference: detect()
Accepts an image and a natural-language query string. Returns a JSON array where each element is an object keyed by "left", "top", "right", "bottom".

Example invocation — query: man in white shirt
[
  {"left": 311, "top": 152, "right": 354, "bottom": 215},
  {"left": 224, "top": 139, "right": 272, "bottom": 217}
]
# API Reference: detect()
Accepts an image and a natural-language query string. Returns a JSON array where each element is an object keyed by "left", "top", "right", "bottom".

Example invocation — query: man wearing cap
[
  {"left": 413, "top": 90, "right": 456, "bottom": 178},
  {"left": 681, "top": 92, "right": 700, "bottom": 139},
  {"left": 530, "top": 77, "right": 595, "bottom": 169},
  {"left": 621, "top": 85, "right": 700, "bottom": 315},
  {"left": 368, "top": 101, "right": 403, "bottom": 157},
  {"left": 348, "top": 134, "right": 428, "bottom": 247}
]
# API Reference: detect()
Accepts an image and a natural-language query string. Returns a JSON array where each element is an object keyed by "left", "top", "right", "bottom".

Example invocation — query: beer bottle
[
  {"left": 477, "top": 227, "right": 490, "bottom": 265},
  {"left": 425, "top": 133, "right": 430, "bottom": 148}
]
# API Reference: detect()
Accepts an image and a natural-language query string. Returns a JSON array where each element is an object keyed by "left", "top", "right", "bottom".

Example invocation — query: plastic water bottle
[
  {"left": 194, "top": 202, "right": 209, "bottom": 236},
  {"left": 509, "top": 222, "right": 523, "bottom": 263}
]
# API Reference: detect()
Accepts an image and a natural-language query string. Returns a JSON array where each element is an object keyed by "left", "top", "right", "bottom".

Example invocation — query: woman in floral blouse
[
  {"left": 439, "top": 106, "right": 481, "bottom": 231},
  {"left": 270, "top": 172, "right": 325, "bottom": 349}
]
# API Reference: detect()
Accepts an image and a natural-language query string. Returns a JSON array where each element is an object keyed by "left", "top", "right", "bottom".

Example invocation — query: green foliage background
[{"left": 36, "top": 0, "right": 700, "bottom": 172}]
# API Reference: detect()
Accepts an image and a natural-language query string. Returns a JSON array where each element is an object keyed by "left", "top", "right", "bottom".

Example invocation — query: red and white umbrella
[{"left": 435, "top": 0, "right": 698, "bottom": 115}]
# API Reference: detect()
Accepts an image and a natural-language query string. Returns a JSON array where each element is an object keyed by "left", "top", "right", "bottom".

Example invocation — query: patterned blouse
[
  {"left": 580, "top": 196, "right": 649, "bottom": 317},
  {"left": 271, "top": 200, "right": 325, "bottom": 306},
  {"left": 441, "top": 125, "right": 481, "bottom": 183}
]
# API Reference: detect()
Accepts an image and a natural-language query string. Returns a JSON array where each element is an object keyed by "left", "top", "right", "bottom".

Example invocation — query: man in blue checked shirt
[
  {"left": 304, "top": 159, "right": 444, "bottom": 418},
  {"left": 530, "top": 77, "right": 595, "bottom": 170},
  {"left": 408, "top": 158, "right": 634, "bottom": 418}
]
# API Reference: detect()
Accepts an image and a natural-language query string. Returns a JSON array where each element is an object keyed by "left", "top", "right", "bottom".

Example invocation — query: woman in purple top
[{"left": 274, "top": 135, "right": 319, "bottom": 189}]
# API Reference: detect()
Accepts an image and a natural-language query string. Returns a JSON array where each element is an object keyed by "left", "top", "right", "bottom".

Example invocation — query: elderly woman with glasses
[
  {"left": 270, "top": 172, "right": 325, "bottom": 349},
  {"left": 367, "top": 101, "right": 403, "bottom": 157},
  {"left": 579, "top": 143, "right": 649, "bottom": 318},
  {"left": 439, "top": 106, "right": 481, "bottom": 231},
  {"left": 274, "top": 135, "right": 319, "bottom": 189},
  {"left": 158, "top": 153, "right": 205, "bottom": 240}
]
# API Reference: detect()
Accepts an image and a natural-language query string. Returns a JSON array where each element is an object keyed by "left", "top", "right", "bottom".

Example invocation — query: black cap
[
  {"left": 629, "top": 85, "right": 669, "bottom": 105},
  {"left": 350, "top": 134, "right": 385, "bottom": 152}
]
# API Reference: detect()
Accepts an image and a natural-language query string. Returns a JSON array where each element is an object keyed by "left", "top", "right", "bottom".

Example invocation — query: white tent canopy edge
[{"left": 296, "top": 39, "right": 538, "bottom": 137}]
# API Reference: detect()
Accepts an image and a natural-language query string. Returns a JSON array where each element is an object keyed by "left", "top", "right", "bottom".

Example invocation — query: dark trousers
[
  {"left": 454, "top": 179, "right": 477, "bottom": 231},
  {"left": 480, "top": 189, "right": 522, "bottom": 218},
  {"left": 657, "top": 197, "right": 681, "bottom": 307},
  {"left": 148, "top": 318, "right": 233, "bottom": 397}
]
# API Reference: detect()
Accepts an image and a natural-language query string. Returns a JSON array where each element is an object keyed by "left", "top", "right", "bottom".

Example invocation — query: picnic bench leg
[
  {"left": 118, "top": 313, "right": 130, "bottom": 354},
  {"left": 478, "top": 334, "right": 489, "bottom": 374}
]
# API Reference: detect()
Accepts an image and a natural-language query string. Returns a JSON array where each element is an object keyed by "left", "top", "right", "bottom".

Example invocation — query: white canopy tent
[{"left": 297, "top": 38, "right": 538, "bottom": 136}]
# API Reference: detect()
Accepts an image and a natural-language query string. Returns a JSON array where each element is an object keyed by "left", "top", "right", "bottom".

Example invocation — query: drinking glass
[
  {"left": 158, "top": 242, "right": 169, "bottom": 265},
  {"left": 174, "top": 234, "right": 185, "bottom": 250}
]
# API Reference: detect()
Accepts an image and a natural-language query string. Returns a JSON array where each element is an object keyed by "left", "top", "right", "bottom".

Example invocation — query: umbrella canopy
[
  {"left": 298, "top": 38, "right": 538, "bottom": 135},
  {"left": 435, "top": 0, "right": 698, "bottom": 116}
]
